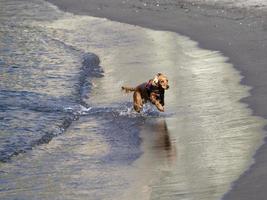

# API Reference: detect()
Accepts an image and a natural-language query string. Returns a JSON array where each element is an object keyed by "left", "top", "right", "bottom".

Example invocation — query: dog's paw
[{"left": 157, "top": 105, "right": 164, "bottom": 112}]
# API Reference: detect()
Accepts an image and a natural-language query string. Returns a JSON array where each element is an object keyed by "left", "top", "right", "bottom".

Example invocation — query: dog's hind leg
[{"left": 133, "top": 91, "right": 143, "bottom": 113}]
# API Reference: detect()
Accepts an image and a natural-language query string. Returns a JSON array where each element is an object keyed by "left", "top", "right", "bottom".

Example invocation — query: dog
[{"left": 121, "top": 73, "right": 169, "bottom": 113}]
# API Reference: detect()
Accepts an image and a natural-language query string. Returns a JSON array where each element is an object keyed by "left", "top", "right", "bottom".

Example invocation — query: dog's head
[{"left": 152, "top": 73, "right": 169, "bottom": 90}]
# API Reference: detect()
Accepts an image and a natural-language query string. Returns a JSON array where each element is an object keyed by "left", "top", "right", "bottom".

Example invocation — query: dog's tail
[{"left": 121, "top": 86, "right": 136, "bottom": 93}]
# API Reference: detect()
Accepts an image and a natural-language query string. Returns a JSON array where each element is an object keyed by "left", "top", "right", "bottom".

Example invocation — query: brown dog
[{"left": 122, "top": 73, "right": 169, "bottom": 113}]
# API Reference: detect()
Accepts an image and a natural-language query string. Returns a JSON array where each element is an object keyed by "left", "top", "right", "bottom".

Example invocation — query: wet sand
[{"left": 44, "top": 0, "right": 267, "bottom": 199}]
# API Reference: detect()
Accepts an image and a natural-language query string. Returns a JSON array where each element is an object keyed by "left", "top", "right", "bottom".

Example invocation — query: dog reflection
[{"left": 149, "top": 119, "right": 177, "bottom": 165}]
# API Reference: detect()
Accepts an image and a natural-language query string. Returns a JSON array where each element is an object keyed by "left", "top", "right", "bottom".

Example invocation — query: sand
[{"left": 45, "top": 0, "right": 267, "bottom": 199}]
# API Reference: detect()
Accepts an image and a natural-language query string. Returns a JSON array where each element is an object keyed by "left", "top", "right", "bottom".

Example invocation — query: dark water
[{"left": 0, "top": 0, "right": 266, "bottom": 199}]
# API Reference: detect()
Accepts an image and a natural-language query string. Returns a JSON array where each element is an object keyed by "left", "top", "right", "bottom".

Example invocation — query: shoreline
[{"left": 45, "top": 0, "right": 267, "bottom": 199}]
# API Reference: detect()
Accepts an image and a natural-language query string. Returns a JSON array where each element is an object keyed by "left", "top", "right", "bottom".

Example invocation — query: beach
[
  {"left": 44, "top": 0, "right": 267, "bottom": 199},
  {"left": 1, "top": 0, "right": 267, "bottom": 199}
]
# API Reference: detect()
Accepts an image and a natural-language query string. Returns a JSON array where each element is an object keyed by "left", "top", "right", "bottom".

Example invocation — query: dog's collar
[
  {"left": 146, "top": 79, "right": 160, "bottom": 94},
  {"left": 145, "top": 80, "right": 153, "bottom": 91}
]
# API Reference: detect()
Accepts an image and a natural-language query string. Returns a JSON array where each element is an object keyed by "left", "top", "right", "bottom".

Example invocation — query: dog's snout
[{"left": 166, "top": 85, "right": 170, "bottom": 90}]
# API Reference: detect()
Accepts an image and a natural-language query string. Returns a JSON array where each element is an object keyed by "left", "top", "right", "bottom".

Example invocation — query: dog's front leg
[
  {"left": 150, "top": 93, "right": 164, "bottom": 112},
  {"left": 155, "top": 101, "right": 164, "bottom": 112}
]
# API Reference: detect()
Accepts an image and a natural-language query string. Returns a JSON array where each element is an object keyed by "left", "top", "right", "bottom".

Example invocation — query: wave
[{"left": 0, "top": 50, "right": 104, "bottom": 162}]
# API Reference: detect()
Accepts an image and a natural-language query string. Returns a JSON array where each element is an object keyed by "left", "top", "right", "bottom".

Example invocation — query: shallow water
[{"left": 0, "top": 0, "right": 266, "bottom": 199}]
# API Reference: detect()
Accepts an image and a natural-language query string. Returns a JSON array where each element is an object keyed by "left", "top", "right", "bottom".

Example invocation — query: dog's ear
[{"left": 152, "top": 75, "right": 159, "bottom": 86}]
